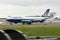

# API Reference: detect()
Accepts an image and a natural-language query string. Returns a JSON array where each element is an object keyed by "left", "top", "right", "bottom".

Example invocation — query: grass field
[{"left": 0, "top": 23, "right": 60, "bottom": 36}]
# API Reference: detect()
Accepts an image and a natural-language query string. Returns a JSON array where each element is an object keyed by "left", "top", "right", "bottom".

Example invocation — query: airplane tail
[{"left": 42, "top": 9, "right": 50, "bottom": 17}]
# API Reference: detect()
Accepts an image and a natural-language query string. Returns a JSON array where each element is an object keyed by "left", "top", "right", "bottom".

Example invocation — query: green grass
[{"left": 0, "top": 23, "right": 60, "bottom": 36}]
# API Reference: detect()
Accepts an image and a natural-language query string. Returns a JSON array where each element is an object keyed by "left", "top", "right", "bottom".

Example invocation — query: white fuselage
[{"left": 7, "top": 16, "right": 48, "bottom": 21}]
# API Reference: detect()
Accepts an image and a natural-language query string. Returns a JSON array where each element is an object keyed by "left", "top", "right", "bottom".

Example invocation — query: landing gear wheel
[
  {"left": 22, "top": 22, "right": 25, "bottom": 25},
  {"left": 10, "top": 22, "right": 13, "bottom": 25},
  {"left": 27, "top": 22, "right": 31, "bottom": 25}
]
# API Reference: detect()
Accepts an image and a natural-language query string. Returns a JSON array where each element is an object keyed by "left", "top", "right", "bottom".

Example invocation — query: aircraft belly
[{"left": 7, "top": 19, "right": 21, "bottom": 22}]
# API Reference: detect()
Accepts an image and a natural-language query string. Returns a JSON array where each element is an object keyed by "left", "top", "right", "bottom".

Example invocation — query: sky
[{"left": 0, "top": 0, "right": 60, "bottom": 18}]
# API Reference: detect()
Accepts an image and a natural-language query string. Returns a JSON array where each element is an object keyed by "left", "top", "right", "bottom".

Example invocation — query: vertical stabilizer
[{"left": 42, "top": 9, "right": 50, "bottom": 17}]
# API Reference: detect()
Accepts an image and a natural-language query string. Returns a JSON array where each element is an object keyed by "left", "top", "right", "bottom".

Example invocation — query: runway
[
  {"left": 29, "top": 36, "right": 59, "bottom": 40},
  {"left": 29, "top": 38, "right": 57, "bottom": 40}
]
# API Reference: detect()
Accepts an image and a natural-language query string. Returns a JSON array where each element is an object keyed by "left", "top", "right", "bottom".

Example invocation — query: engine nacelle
[{"left": 21, "top": 20, "right": 32, "bottom": 22}]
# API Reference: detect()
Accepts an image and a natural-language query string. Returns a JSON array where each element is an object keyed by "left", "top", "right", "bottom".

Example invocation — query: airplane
[
  {"left": 54, "top": 17, "right": 60, "bottom": 20},
  {"left": 6, "top": 9, "right": 50, "bottom": 25}
]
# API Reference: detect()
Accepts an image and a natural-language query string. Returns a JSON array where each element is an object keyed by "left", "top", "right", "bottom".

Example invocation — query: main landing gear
[{"left": 22, "top": 22, "right": 32, "bottom": 25}]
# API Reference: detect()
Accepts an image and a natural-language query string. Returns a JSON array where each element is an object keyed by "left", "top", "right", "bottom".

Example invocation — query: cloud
[
  {"left": 0, "top": 3, "right": 60, "bottom": 17},
  {"left": 0, "top": 0, "right": 60, "bottom": 6},
  {"left": 0, "top": 0, "right": 60, "bottom": 17}
]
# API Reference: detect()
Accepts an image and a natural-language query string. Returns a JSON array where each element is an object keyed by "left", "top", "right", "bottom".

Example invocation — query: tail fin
[{"left": 42, "top": 9, "right": 50, "bottom": 17}]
